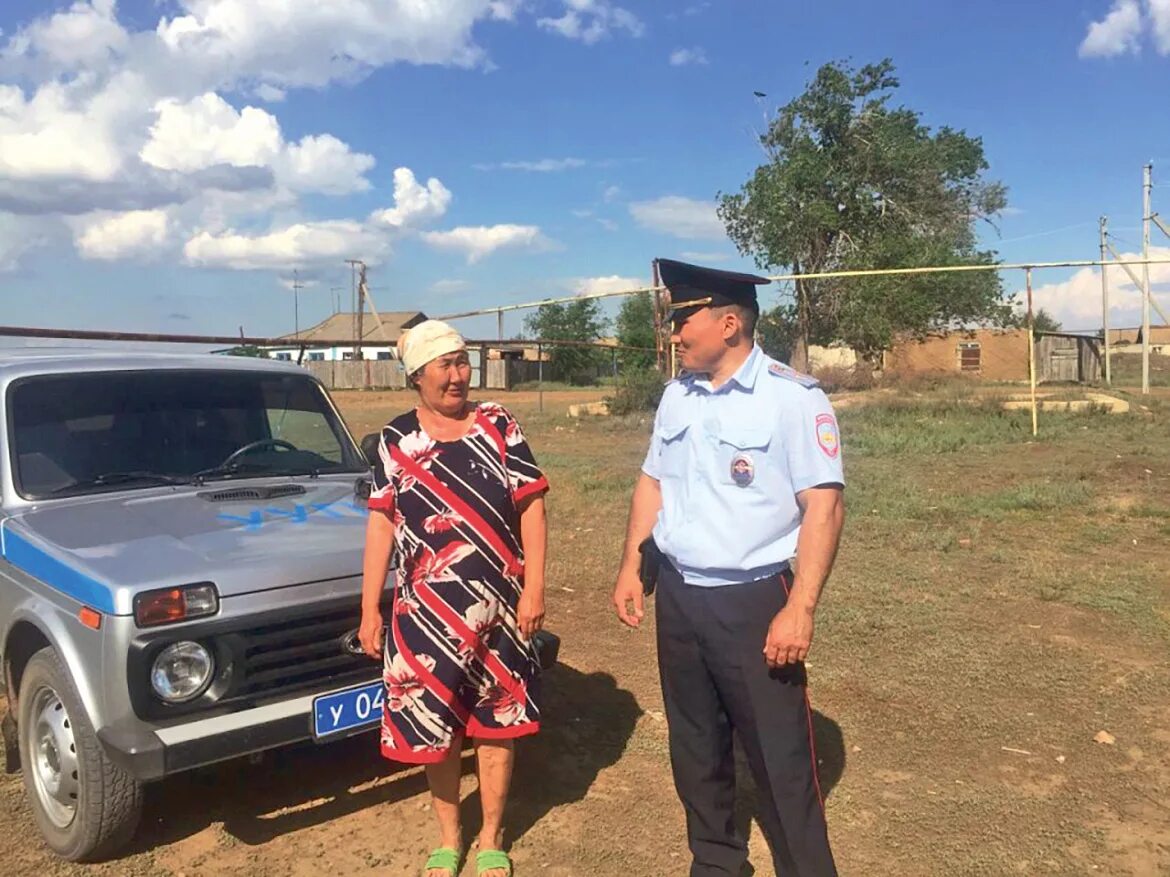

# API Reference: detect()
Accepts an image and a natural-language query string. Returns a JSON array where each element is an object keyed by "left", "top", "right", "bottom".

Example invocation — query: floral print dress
[{"left": 367, "top": 402, "right": 549, "bottom": 763}]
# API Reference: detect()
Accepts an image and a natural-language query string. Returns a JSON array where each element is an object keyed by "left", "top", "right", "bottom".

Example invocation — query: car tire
[{"left": 17, "top": 646, "right": 143, "bottom": 861}]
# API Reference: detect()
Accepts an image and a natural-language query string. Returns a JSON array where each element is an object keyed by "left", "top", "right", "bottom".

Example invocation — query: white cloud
[
  {"left": 680, "top": 250, "right": 732, "bottom": 263},
  {"left": 253, "top": 83, "right": 287, "bottom": 103},
  {"left": 629, "top": 196, "right": 726, "bottom": 240},
  {"left": 74, "top": 209, "right": 170, "bottom": 260},
  {"left": 0, "top": 79, "right": 132, "bottom": 181},
  {"left": 430, "top": 278, "right": 472, "bottom": 294},
  {"left": 421, "top": 224, "right": 550, "bottom": 263},
  {"left": 140, "top": 93, "right": 281, "bottom": 173},
  {"left": 1150, "top": 0, "right": 1170, "bottom": 51},
  {"left": 1080, "top": 0, "right": 1144, "bottom": 57},
  {"left": 278, "top": 275, "right": 319, "bottom": 290},
  {"left": 1022, "top": 245, "right": 1170, "bottom": 329},
  {"left": 282, "top": 134, "right": 375, "bottom": 195},
  {"left": 370, "top": 168, "right": 452, "bottom": 228},
  {"left": 155, "top": 0, "right": 508, "bottom": 89},
  {"left": 0, "top": 214, "right": 53, "bottom": 271},
  {"left": 477, "top": 157, "right": 588, "bottom": 172},
  {"left": 0, "top": 1, "right": 577, "bottom": 271},
  {"left": 572, "top": 275, "right": 644, "bottom": 296},
  {"left": 538, "top": 0, "right": 644, "bottom": 45},
  {"left": 669, "top": 47, "right": 708, "bottom": 66},
  {"left": 139, "top": 93, "right": 374, "bottom": 196},
  {"left": 603, "top": 185, "right": 622, "bottom": 203},
  {"left": 183, "top": 220, "right": 388, "bottom": 271},
  {"left": 1, "top": 0, "right": 128, "bottom": 71}
]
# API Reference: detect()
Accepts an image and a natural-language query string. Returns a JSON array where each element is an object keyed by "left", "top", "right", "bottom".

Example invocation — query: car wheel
[{"left": 18, "top": 646, "right": 143, "bottom": 861}]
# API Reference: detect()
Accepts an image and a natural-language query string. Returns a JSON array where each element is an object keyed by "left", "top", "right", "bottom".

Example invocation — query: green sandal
[
  {"left": 423, "top": 847, "right": 462, "bottom": 876},
  {"left": 476, "top": 849, "right": 513, "bottom": 876}
]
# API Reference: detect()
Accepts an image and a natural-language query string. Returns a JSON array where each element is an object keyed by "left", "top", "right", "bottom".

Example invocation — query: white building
[{"left": 262, "top": 311, "right": 428, "bottom": 362}]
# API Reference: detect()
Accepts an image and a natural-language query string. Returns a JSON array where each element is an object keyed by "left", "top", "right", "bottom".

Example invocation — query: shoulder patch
[{"left": 767, "top": 362, "right": 819, "bottom": 388}]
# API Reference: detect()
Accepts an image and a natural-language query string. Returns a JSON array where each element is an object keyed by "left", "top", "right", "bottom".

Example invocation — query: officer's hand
[
  {"left": 612, "top": 570, "right": 645, "bottom": 628},
  {"left": 359, "top": 609, "right": 384, "bottom": 659},
  {"left": 763, "top": 605, "right": 814, "bottom": 667}
]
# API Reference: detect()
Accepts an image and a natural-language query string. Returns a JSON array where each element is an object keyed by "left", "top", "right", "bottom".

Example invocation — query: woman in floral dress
[{"left": 359, "top": 320, "right": 548, "bottom": 877}]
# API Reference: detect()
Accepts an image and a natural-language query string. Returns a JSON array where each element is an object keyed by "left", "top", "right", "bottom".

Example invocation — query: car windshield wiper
[
  {"left": 189, "top": 460, "right": 270, "bottom": 485},
  {"left": 47, "top": 471, "right": 189, "bottom": 496}
]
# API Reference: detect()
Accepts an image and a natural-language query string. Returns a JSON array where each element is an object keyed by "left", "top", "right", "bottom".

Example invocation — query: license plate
[{"left": 312, "top": 680, "right": 384, "bottom": 741}]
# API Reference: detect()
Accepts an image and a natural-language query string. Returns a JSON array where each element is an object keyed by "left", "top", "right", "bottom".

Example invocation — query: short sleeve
[
  {"left": 641, "top": 400, "right": 665, "bottom": 480},
  {"left": 366, "top": 428, "right": 396, "bottom": 511},
  {"left": 498, "top": 410, "right": 549, "bottom": 504},
  {"left": 784, "top": 388, "right": 845, "bottom": 494}
]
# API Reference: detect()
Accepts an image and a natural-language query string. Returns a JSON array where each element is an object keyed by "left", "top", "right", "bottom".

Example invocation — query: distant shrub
[
  {"left": 606, "top": 367, "right": 666, "bottom": 415},
  {"left": 812, "top": 364, "right": 877, "bottom": 393}
]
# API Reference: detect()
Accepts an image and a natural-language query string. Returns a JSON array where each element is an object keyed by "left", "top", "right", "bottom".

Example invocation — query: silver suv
[{"left": 0, "top": 350, "right": 404, "bottom": 860}]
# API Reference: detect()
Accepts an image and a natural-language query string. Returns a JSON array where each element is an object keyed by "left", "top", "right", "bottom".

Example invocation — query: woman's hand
[
  {"left": 359, "top": 609, "right": 385, "bottom": 659},
  {"left": 516, "top": 586, "right": 545, "bottom": 641}
]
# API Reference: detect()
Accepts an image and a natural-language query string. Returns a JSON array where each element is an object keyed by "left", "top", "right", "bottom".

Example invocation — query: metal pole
[
  {"left": 1142, "top": 163, "right": 1153, "bottom": 395},
  {"left": 497, "top": 308, "right": 503, "bottom": 341},
  {"left": 293, "top": 268, "right": 300, "bottom": 338},
  {"left": 434, "top": 258, "right": 1170, "bottom": 323},
  {"left": 1027, "top": 267, "right": 1038, "bottom": 437},
  {"left": 537, "top": 342, "right": 544, "bottom": 413},
  {"left": 1100, "top": 217, "right": 1111, "bottom": 386},
  {"left": 1106, "top": 242, "right": 1170, "bottom": 324}
]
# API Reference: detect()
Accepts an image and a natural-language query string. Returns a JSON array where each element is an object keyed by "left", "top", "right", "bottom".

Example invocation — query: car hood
[{"left": 0, "top": 477, "right": 371, "bottom": 615}]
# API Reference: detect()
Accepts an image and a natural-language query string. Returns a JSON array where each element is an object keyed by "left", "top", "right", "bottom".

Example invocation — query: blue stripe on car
[{"left": 1, "top": 527, "right": 117, "bottom": 614}]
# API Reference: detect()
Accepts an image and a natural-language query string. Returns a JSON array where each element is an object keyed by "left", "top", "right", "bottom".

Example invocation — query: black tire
[{"left": 17, "top": 647, "right": 143, "bottom": 861}]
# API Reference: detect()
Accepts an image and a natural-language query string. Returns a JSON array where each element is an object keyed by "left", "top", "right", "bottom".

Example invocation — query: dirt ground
[{"left": 2, "top": 385, "right": 1168, "bottom": 876}]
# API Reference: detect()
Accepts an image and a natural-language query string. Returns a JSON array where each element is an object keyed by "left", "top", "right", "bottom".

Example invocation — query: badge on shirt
[
  {"left": 815, "top": 413, "right": 840, "bottom": 459},
  {"left": 730, "top": 453, "right": 755, "bottom": 487}
]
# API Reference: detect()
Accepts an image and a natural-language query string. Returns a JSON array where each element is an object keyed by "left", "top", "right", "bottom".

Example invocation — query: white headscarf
[{"left": 397, "top": 319, "right": 466, "bottom": 375}]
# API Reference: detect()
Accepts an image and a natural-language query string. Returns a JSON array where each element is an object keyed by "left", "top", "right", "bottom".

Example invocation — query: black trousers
[{"left": 655, "top": 560, "right": 837, "bottom": 877}]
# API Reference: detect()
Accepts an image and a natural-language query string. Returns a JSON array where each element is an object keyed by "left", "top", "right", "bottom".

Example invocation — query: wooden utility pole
[
  {"left": 345, "top": 259, "right": 366, "bottom": 361},
  {"left": 291, "top": 268, "right": 303, "bottom": 338},
  {"left": 1100, "top": 217, "right": 1111, "bottom": 386},
  {"left": 1026, "top": 267, "right": 1038, "bottom": 436},
  {"left": 1142, "top": 164, "right": 1152, "bottom": 395}
]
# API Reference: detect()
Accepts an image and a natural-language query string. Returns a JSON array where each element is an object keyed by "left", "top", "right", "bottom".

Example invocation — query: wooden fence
[{"left": 304, "top": 360, "right": 408, "bottom": 390}]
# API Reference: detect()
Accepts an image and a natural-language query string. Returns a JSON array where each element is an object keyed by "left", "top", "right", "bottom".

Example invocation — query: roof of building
[{"left": 278, "top": 311, "right": 427, "bottom": 344}]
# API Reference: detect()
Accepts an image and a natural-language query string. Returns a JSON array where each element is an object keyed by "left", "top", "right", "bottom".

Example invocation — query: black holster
[{"left": 637, "top": 537, "right": 662, "bottom": 596}]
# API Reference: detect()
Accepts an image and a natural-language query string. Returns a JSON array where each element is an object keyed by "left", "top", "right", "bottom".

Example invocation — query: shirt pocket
[
  {"left": 713, "top": 424, "right": 774, "bottom": 488},
  {"left": 654, "top": 419, "right": 691, "bottom": 478}
]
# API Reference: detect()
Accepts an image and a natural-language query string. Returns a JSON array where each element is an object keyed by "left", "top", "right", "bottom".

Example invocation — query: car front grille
[
  {"left": 129, "top": 593, "right": 390, "bottom": 721},
  {"left": 236, "top": 604, "right": 373, "bottom": 698}
]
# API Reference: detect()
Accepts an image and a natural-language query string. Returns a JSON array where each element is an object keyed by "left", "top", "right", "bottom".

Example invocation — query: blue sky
[{"left": 1, "top": 0, "right": 1168, "bottom": 342}]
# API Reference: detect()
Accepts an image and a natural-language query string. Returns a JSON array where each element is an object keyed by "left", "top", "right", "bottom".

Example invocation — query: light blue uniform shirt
[{"left": 642, "top": 345, "right": 845, "bottom": 587}]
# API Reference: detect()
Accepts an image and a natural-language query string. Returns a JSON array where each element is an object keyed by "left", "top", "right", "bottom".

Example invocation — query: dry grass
[{"left": 2, "top": 384, "right": 1167, "bottom": 876}]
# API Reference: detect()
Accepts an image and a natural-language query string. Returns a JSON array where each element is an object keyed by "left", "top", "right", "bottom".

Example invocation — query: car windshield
[{"left": 9, "top": 368, "right": 366, "bottom": 499}]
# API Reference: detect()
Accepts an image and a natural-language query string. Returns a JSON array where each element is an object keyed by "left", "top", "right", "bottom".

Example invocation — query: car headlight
[{"left": 151, "top": 641, "right": 214, "bottom": 703}]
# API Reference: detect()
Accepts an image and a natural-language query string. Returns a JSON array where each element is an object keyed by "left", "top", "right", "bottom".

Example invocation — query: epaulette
[{"left": 767, "top": 362, "right": 819, "bottom": 388}]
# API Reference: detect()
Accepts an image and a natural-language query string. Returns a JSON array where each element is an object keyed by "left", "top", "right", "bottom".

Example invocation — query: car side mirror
[{"left": 360, "top": 432, "right": 381, "bottom": 466}]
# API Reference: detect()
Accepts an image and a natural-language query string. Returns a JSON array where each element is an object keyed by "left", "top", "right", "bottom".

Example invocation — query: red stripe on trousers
[{"left": 781, "top": 575, "right": 827, "bottom": 811}]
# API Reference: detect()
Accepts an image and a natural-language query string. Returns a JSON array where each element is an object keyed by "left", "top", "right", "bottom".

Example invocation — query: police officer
[{"left": 612, "top": 259, "right": 844, "bottom": 877}]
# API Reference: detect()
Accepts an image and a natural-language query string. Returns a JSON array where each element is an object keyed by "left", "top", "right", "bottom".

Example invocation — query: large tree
[
  {"left": 719, "top": 59, "right": 1012, "bottom": 368},
  {"left": 523, "top": 298, "right": 608, "bottom": 384},
  {"left": 615, "top": 291, "right": 657, "bottom": 370}
]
